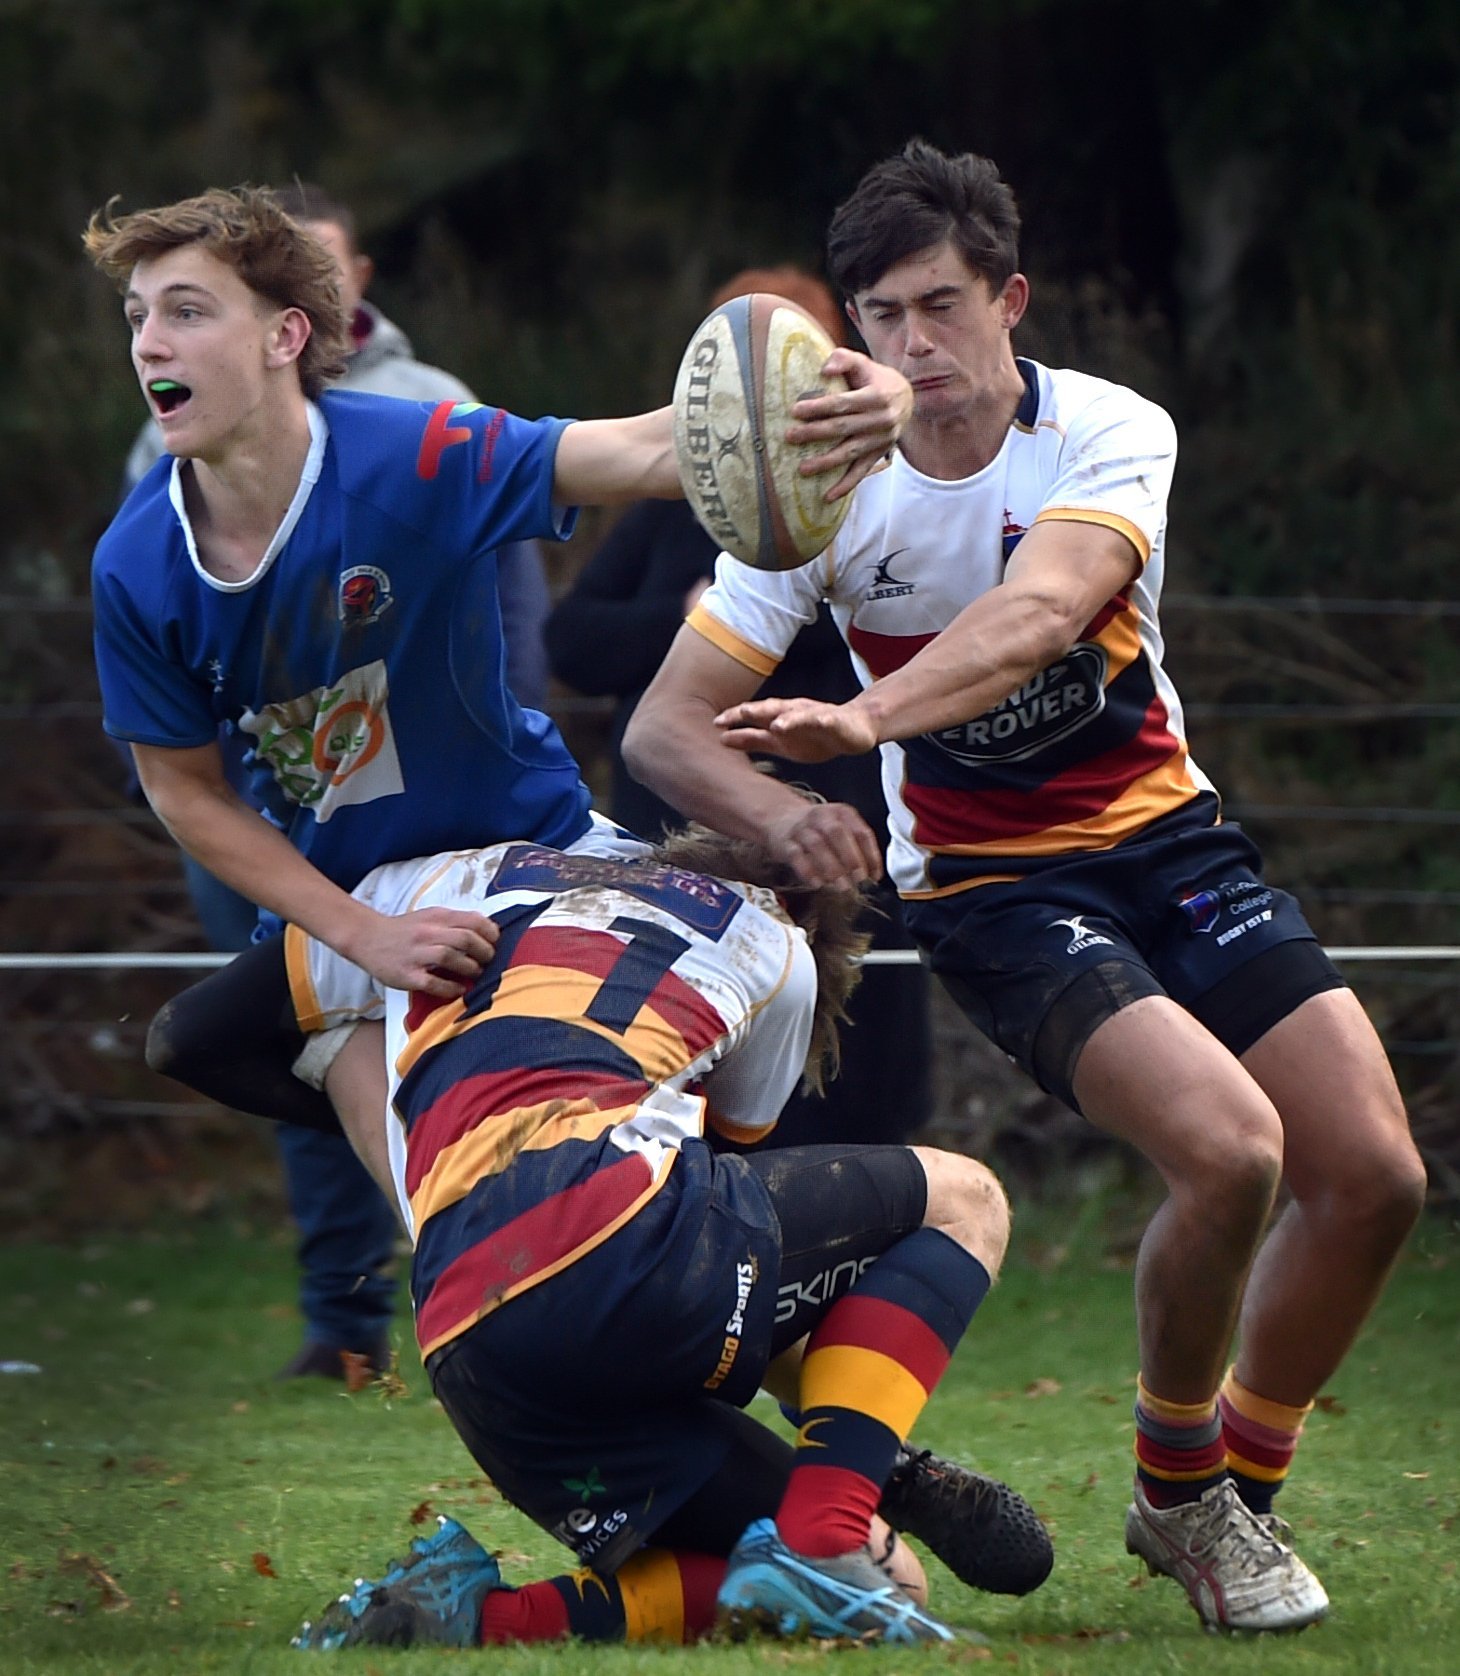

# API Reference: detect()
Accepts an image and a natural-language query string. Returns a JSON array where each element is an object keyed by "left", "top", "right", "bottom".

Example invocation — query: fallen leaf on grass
[
  {"left": 1024, "top": 1377, "right": 1062, "bottom": 1399},
  {"left": 231, "top": 1400, "right": 251, "bottom": 1414},
  {"left": 58, "top": 1553, "right": 131, "bottom": 1612},
  {"left": 1314, "top": 1395, "right": 1347, "bottom": 1416},
  {"left": 409, "top": 1502, "right": 435, "bottom": 1525},
  {"left": 1402, "top": 1471, "right": 1430, "bottom": 1480},
  {"left": 252, "top": 1552, "right": 277, "bottom": 1578},
  {"left": 166, "top": 1588, "right": 182, "bottom": 1610}
]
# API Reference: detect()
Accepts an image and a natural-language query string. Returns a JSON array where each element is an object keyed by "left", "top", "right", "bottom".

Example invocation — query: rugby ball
[{"left": 672, "top": 293, "right": 851, "bottom": 571}]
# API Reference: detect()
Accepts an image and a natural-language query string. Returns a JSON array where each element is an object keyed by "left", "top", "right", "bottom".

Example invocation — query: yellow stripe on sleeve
[
  {"left": 1035, "top": 506, "right": 1152, "bottom": 566},
  {"left": 284, "top": 923, "right": 325, "bottom": 1033},
  {"left": 686, "top": 604, "right": 781, "bottom": 677}
]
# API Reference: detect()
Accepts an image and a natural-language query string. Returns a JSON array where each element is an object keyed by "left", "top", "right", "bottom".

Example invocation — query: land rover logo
[{"left": 932, "top": 643, "right": 1108, "bottom": 765}]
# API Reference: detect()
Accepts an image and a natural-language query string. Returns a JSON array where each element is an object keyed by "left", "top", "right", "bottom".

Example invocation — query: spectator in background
[
  {"left": 119, "top": 183, "right": 552, "bottom": 1381},
  {"left": 545, "top": 266, "right": 933, "bottom": 1149}
]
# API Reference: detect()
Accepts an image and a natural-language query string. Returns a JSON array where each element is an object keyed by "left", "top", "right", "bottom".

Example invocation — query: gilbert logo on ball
[{"left": 673, "top": 293, "right": 851, "bottom": 571}]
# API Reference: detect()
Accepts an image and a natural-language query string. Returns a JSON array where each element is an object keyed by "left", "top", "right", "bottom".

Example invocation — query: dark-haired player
[{"left": 624, "top": 138, "right": 1427, "bottom": 1633}]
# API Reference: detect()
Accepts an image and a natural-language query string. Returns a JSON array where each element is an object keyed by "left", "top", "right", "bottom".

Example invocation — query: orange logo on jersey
[
  {"left": 242, "top": 660, "right": 405, "bottom": 817},
  {"left": 312, "top": 698, "right": 386, "bottom": 785}
]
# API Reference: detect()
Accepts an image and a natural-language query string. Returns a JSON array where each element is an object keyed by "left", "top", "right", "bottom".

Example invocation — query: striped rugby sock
[
  {"left": 777, "top": 1228, "right": 992, "bottom": 1558},
  {"left": 1133, "top": 1377, "right": 1228, "bottom": 1508},
  {"left": 478, "top": 1550, "right": 723, "bottom": 1645},
  {"left": 1220, "top": 1366, "right": 1312, "bottom": 1515}
]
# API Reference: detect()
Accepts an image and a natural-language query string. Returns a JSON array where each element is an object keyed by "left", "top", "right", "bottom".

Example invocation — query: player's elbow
[
  {"left": 1005, "top": 587, "right": 1093, "bottom": 677},
  {"left": 620, "top": 695, "right": 665, "bottom": 787}
]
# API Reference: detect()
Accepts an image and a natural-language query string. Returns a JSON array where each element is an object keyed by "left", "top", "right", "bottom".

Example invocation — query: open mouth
[{"left": 149, "top": 379, "right": 192, "bottom": 417}]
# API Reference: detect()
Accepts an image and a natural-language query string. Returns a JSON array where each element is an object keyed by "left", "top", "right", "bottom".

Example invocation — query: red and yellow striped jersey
[{"left": 285, "top": 835, "right": 814, "bottom": 1356}]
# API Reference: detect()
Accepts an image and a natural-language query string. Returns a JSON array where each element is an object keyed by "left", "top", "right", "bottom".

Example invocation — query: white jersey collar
[{"left": 169, "top": 401, "right": 329, "bottom": 592}]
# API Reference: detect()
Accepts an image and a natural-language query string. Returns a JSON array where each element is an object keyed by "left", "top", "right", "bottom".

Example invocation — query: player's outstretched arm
[
  {"left": 623, "top": 627, "right": 882, "bottom": 890},
  {"left": 722, "top": 522, "right": 1142, "bottom": 758},
  {"left": 554, "top": 406, "right": 682, "bottom": 505},
  {"left": 131, "top": 742, "right": 499, "bottom": 995},
  {"left": 714, "top": 693, "right": 879, "bottom": 764},
  {"left": 552, "top": 351, "right": 911, "bottom": 511}
]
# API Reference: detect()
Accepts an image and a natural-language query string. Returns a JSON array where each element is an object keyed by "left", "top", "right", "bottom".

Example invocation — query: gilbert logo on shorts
[
  {"left": 704, "top": 1260, "right": 757, "bottom": 1391},
  {"left": 239, "top": 659, "right": 405, "bottom": 822},
  {"left": 1050, "top": 915, "right": 1114, "bottom": 956}
]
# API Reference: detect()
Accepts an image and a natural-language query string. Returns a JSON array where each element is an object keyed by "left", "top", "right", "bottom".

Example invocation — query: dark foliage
[{"left": 2, "top": 0, "right": 1456, "bottom": 1210}]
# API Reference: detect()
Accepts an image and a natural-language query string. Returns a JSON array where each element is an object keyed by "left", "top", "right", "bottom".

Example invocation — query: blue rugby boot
[
  {"left": 716, "top": 1517, "right": 956, "bottom": 1645},
  {"left": 292, "top": 1516, "right": 501, "bottom": 1650}
]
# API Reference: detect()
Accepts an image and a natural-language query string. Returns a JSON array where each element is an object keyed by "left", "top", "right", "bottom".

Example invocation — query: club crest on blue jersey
[{"left": 338, "top": 564, "right": 394, "bottom": 626}]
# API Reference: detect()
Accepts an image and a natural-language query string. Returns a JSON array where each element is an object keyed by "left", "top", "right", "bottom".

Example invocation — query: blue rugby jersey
[{"left": 92, "top": 390, "right": 593, "bottom": 900}]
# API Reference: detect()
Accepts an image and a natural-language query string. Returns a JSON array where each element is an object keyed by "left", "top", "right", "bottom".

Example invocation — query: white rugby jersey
[
  {"left": 688, "top": 358, "right": 1218, "bottom": 897},
  {"left": 285, "top": 837, "right": 815, "bottom": 1242}
]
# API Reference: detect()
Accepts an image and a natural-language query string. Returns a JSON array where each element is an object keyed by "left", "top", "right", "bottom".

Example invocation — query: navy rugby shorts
[
  {"left": 905, "top": 818, "right": 1347, "bottom": 1112},
  {"left": 427, "top": 1139, "right": 924, "bottom": 1573}
]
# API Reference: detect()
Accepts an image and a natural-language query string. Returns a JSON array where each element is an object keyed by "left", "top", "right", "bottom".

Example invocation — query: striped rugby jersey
[
  {"left": 285, "top": 837, "right": 815, "bottom": 1357},
  {"left": 687, "top": 359, "right": 1218, "bottom": 899}
]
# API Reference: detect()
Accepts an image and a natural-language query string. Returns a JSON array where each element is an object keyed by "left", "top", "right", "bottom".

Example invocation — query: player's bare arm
[
  {"left": 553, "top": 352, "right": 910, "bottom": 511},
  {"left": 131, "top": 741, "right": 499, "bottom": 996},
  {"left": 623, "top": 627, "right": 882, "bottom": 889},
  {"left": 321, "top": 1022, "right": 396, "bottom": 1205},
  {"left": 716, "top": 519, "right": 1140, "bottom": 760},
  {"left": 554, "top": 406, "right": 682, "bottom": 504}
]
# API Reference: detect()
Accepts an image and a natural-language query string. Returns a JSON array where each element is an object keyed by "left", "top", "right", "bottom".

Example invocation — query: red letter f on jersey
[{"left": 416, "top": 401, "right": 473, "bottom": 480}]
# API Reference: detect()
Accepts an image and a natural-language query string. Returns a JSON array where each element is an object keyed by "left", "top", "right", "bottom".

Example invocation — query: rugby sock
[
  {"left": 777, "top": 1228, "right": 991, "bottom": 1558},
  {"left": 1132, "top": 1376, "right": 1228, "bottom": 1508},
  {"left": 616, "top": 1549, "right": 724, "bottom": 1643},
  {"left": 1219, "top": 1366, "right": 1312, "bottom": 1515},
  {"left": 477, "top": 1551, "right": 723, "bottom": 1645}
]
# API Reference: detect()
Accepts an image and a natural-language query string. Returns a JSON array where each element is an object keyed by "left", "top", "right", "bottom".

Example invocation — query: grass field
[{"left": 1, "top": 1202, "right": 1456, "bottom": 1674}]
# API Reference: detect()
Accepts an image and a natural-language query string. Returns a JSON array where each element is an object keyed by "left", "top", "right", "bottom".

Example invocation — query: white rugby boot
[{"left": 1124, "top": 1477, "right": 1329, "bottom": 1633}]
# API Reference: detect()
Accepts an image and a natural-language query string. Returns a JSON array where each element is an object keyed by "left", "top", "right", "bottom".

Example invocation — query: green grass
[{"left": 1, "top": 1208, "right": 1457, "bottom": 1674}]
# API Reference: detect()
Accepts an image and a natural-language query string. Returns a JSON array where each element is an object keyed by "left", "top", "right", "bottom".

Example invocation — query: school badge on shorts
[{"left": 338, "top": 564, "right": 394, "bottom": 626}]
